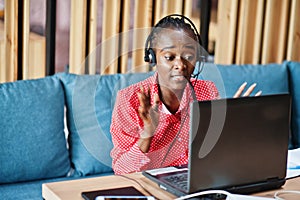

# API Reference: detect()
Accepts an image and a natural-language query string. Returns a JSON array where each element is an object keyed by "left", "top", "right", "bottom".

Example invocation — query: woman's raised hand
[
  {"left": 137, "top": 85, "right": 160, "bottom": 153},
  {"left": 233, "top": 82, "right": 262, "bottom": 98},
  {"left": 137, "top": 85, "right": 160, "bottom": 135}
]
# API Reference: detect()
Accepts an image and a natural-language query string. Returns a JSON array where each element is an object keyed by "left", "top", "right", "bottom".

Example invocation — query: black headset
[{"left": 144, "top": 14, "right": 204, "bottom": 74}]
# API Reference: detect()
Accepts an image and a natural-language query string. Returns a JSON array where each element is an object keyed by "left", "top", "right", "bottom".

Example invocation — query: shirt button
[
  {"left": 141, "top": 159, "right": 146, "bottom": 164},
  {"left": 177, "top": 137, "right": 182, "bottom": 142}
]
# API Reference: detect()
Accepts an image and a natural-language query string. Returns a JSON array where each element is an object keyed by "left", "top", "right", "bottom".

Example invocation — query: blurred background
[{"left": 0, "top": 0, "right": 299, "bottom": 82}]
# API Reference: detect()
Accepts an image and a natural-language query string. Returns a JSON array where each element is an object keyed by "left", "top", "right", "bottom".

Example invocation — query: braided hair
[{"left": 147, "top": 15, "right": 200, "bottom": 49}]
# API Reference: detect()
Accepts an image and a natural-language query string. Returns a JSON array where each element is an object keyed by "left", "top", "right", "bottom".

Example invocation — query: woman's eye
[
  {"left": 165, "top": 55, "right": 175, "bottom": 61},
  {"left": 184, "top": 55, "right": 195, "bottom": 61}
]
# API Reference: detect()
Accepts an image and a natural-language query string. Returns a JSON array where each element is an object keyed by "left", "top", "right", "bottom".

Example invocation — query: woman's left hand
[{"left": 233, "top": 82, "right": 262, "bottom": 98}]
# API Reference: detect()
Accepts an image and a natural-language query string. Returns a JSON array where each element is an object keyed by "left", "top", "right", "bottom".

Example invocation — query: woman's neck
[{"left": 159, "top": 86, "right": 184, "bottom": 114}]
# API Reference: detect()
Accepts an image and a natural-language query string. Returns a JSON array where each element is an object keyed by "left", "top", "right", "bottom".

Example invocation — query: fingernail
[
  {"left": 255, "top": 91, "right": 262, "bottom": 96},
  {"left": 239, "top": 82, "right": 247, "bottom": 89},
  {"left": 250, "top": 83, "right": 257, "bottom": 88}
]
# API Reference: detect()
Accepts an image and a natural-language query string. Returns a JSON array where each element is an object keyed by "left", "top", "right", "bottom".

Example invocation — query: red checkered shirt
[{"left": 110, "top": 72, "right": 219, "bottom": 174}]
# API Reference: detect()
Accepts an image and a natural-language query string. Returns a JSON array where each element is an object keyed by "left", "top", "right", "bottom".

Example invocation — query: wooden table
[
  {"left": 43, "top": 173, "right": 176, "bottom": 200},
  {"left": 42, "top": 173, "right": 300, "bottom": 200}
]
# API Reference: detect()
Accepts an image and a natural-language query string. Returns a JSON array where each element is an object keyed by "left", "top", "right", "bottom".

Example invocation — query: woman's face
[{"left": 154, "top": 29, "right": 198, "bottom": 91}]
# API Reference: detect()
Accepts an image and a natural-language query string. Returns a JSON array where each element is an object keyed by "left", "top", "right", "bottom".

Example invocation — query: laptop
[{"left": 142, "top": 94, "right": 291, "bottom": 197}]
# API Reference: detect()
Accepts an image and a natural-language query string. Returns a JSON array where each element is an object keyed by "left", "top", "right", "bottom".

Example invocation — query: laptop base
[{"left": 143, "top": 170, "right": 285, "bottom": 197}]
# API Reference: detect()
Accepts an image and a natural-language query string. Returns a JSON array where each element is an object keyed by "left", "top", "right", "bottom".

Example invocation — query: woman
[{"left": 110, "top": 15, "right": 257, "bottom": 175}]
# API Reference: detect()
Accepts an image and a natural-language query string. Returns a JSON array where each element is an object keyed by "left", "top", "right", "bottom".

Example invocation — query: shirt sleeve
[
  {"left": 110, "top": 89, "right": 151, "bottom": 175},
  {"left": 207, "top": 81, "right": 220, "bottom": 99},
  {"left": 193, "top": 79, "right": 220, "bottom": 100}
]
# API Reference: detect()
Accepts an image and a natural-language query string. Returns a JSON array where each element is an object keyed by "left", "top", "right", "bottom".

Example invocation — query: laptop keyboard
[
  {"left": 162, "top": 172, "right": 188, "bottom": 191},
  {"left": 160, "top": 172, "right": 228, "bottom": 199}
]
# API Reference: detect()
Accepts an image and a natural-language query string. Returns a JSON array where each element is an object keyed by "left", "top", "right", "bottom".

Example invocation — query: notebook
[{"left": 142, "top": 94, "right": 291, "bottom": 197}]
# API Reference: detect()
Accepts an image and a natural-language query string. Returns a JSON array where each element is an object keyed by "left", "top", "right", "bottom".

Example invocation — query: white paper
[
  {"left": 286, "top": 148, "right": 300, "bottom": 179},
  {"left": 145, "top": 167, "right": 187, "bottom": 176}
]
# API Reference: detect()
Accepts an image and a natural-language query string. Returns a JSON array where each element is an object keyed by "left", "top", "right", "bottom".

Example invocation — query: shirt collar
[{"left": 150, "top": 72, "right": 195, "bottom": 114}]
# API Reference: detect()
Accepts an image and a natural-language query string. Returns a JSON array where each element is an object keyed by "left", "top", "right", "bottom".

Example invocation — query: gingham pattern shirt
[{"left": 110, "top": 72, "right": 219, "bottom": 174}]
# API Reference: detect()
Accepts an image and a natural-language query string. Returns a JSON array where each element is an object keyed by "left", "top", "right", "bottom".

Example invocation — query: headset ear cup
[
  {"left": 147, "top": 48, "right": 157, "bottom": 67},
  {"left": 144, "top": 50, "right": 150, "bottom": 62}
]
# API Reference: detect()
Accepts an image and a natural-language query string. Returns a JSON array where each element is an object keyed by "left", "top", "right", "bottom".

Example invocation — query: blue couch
[{"left": 0, "top": 61, "right": 299, "bottom": 199}]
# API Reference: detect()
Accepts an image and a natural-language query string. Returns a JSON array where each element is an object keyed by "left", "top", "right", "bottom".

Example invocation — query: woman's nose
[{"left": 174, "top": 57, "right": 186, "bottom": 70}]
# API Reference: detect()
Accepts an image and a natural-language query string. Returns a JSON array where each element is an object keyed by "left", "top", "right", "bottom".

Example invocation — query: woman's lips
[{"left": 171, "top": 75, "right": 186, "bottom": 82}]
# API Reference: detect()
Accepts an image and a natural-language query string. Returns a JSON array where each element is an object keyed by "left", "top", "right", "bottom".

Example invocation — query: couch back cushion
[
  {"left": 287, "top": 61, "right": 300, "bottom": 149},
  {"left": 0, "top": 76, "right": 70, "bottom": 184},
  {"left": 199, "top": 62, "right": 289, "bottom": 98},
  {"left": 57, "top": 72, "right": 153, "bottom": 176}
]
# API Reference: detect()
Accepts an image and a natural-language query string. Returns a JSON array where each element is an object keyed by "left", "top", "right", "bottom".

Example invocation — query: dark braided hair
[{"left": 147, "top": 15, "right": 200, "bottom": 49}]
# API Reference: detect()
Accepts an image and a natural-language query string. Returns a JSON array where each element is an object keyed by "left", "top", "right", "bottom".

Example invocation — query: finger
[
  {"left": 152, "top": 94, "right": 160, "bottom": 112},
  {"left": 140, "top": 85, "right": 144, "bottom": 93},
  {"left": 140, "top": 85, "right": 151, "bottom": 99},
  {"left": 233, "top": 82, "right": 247, "bottom": 98},
  {"left": 138, "top": 85, "right": 151, "bottom": 108},
  {"left": 242, "top": 83, "right": 257, "bottom": 97},
  {"left": 255, "top": 90, "right": 262, "bottom": 96},
  {"left": 137, "top": 92, "right": 146, "bottom": 107},
  {"left": 137, "top": 85, "right": 145, "bottom": 104},
  {"left": 154, "top": 93, "right": 160, "bottom": 105},
  {"left": 146, "top": 86, "right": 150, "bottom": 97}
]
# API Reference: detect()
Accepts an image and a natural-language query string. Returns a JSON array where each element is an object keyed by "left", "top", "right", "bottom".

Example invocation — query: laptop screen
[{"left": 188, "top": 94, "right": 291, "bottom": 193}]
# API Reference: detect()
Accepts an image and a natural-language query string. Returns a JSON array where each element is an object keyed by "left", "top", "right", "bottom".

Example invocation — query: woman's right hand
[
  {"left": 137, "top": 85, "right": 160, "bottom": 127},
  {"left": 137, "top": 85, "right": 160, "bottom": 152}
]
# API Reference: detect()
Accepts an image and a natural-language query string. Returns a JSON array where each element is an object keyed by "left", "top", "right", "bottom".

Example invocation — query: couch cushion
[
  {"left": 57, "top": 72, "right": 153, "bottom": 176},
  {"left": 287, "top": 61, "right": 300, "bottom": 149},
  {"left": 199, "top": 62, "right": 289, "bottom": 98},
  {"left": 0, "top": 76, "right": 70, "bottom": 184},
  {"left": 0, "top": 172, "right": 113, "bottom": 200},
  {"left": 0, "top": 177, "right": 68, "bottom": 200}
]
